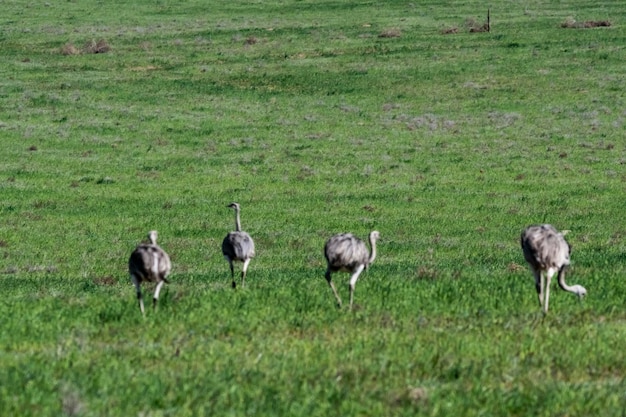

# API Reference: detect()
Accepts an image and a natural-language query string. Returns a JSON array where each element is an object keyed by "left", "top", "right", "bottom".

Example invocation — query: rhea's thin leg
[
  {"left": 325, "top": 269, "right": 342, "bottom": 308},
  {"left": 348, "top": 264, "right": 365, "bottom": 310},
  {"left": 348, "top": 284, "right": 355, "bottom": 311},
  {"left": 533, "top": 269, "right": 543, "bottom": 309},
  {"left": 241, "top": 258, "right": 251, "bottom": 288},
  {"left": 153, "top": 280, "right": 165, "bottom": 310},
  {"left": 226, "top": 257, "right": 236, "bottom": 288},
  {"left": 544, "top": 269, "right": 556, "bottom": 314},
  {"left": 131, "top": 274, "right": 145, "bottom": 316},
  {"left": 138, "top": 293, "right": 145, "bottom": 315}
]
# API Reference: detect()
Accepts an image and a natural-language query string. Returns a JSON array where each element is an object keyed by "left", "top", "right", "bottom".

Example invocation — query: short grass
[{"left": 1, "top": 0, "right": 626, "bottom": 415}]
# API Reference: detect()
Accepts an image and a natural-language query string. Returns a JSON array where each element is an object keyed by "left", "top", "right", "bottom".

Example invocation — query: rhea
[
  {"left": 324, "top": 231, "right": 380, "bottom": 310},
  {"left": 128, "top": 230, "right": 172, "bottom": 315},
  {"left": 222, "top": 202, "right": 255, "bottom": 288},
  {"left": 521, "top": 224, "right": 586, "bottom": 313}
]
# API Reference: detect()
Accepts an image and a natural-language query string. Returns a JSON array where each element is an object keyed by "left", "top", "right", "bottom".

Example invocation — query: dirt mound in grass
[{"left": 561, "top": 18, "right": 611, "bottom": 28}]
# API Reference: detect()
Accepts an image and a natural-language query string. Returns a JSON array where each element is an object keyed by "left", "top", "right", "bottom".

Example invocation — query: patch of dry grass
[
  {"left": 60, "top": 39, "right": 112, "bottom": 55},
  {"left": 244, "top": 36, "right": 259, "bottom": 45},
  {"left": 561, "top": 18, "right": 611, "bottom": 28},
  {"left": 83, "top": 39, "right": 111, "bottom": 53},
  {"left": 378, "top": 28, "right": 401, "bottom": 38},
  {"left": 466, "top": 17, "right": 490, "bottom": 33},
  {"left": 441, "top": 27, "right": 459, "bottom": 35},
  {"left": 61, "top": 43, "right": 80, "bottom": 55}
]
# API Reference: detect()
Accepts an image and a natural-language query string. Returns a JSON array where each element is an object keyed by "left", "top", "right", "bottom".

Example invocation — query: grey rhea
[
  {"left": 521, "top": 224, "right": 586, "bottom": 313},
  {"left": 222, "top": 202, "right": 255, "bottom": 288},
  {"left": 128, "top": 230, "right": 172, "bottom": 315},
  {"left": 324, "top": 231, "right": 380, "bottom": 310}
]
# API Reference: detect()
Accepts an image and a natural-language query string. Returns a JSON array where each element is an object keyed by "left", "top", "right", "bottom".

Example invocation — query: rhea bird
[
  {"left": 521, "top": 224, "right": 586, "bottom": 313},
  {"left": 222, "top": 202, "right": 255, "bottom": 288},
  {"left": 324, "top": 230, "right": 380, "bottom": 310},
  {"left": 128, "top": 230, "right": 172, "bottom": 315}
]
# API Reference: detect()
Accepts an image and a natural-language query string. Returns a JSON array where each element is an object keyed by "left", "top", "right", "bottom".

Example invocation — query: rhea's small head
[
  {"left": 228, "top": 202, "right": 240, "bottom": 210},
  {"left": 574, "top": 285, "right": 587, "bottom": 297},
  {"left": 370, "top": 230, "right": 380, "bottom": 241},
  {"left": 148, "top": 230, "right": 158, "bottom": 245}
]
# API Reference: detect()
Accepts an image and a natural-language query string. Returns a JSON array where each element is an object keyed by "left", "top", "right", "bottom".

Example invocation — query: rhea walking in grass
[
  {"left": 222, "top": 202, "right": 256, "bottom": 288},
  {"left": 324, "top": 231, "right": 379, "bottom": 310},
  {"left": 128, "top": 230, "right": 172, "bottom": 315}
]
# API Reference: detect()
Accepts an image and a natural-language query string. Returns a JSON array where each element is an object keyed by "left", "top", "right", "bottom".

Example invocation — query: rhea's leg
[
  {"left": 153, "top": 280, "right": 165, "bottom": 310},
  {"left": 544, "top": 268, "right": 556, "bottom": 314},
  {"left": 225, "top": 256, "right": 236, "bottom": 288},
  {"left": 533, "top": 269, "right": 543, "bottom": 310},
  {"left": 325, "top": 269, "right": 342, "bottom": 308},
  {"left": 241, "top": 258, "right": 251, "bottom": 288},
  {"left": 348, "top": 264, "right": 365, "bottom": 311},
  {"left": 131, "top": 274, "right": 145, "bottom": 316}
]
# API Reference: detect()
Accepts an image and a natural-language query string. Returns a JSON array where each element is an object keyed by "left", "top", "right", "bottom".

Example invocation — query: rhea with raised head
[
  {"left": 324, "top": 231, "right": 380, "bottom": 310},
  {"left": 222, "top": 202, "right": 255, "bottom": 288},
  {"left": 128, "top": 230, "right": 172, "bottom": 315}
]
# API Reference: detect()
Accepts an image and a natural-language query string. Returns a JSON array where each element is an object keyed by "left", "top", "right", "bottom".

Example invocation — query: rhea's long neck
[
  {"left": 368, "top": 234, "right": 377, "bottom": 265},
  {"left": 234, "top": 208, "right": 242, "bottom": 232},
  {"left": 557, "top": 268, "right": 580, "bottom": 294}
]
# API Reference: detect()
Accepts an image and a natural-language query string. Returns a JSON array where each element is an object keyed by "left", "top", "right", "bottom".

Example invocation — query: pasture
[{"left": 1, "top": 0, "right": 625, "bottom": 415}]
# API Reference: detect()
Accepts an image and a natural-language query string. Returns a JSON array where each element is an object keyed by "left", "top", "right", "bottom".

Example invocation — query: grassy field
[{"left": 1, "top": 0, "right": 626, "bottom": 415}]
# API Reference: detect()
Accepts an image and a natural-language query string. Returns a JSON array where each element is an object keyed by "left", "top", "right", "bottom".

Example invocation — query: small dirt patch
[
  {"left": 83, "top": 39, "right": 111, "bottom": 54},
  {"left": 561, "top": 18, "right": 611, "bottom": 28},
  {"left": 378, "top": 28, "right": 401, "bottom": 38}
]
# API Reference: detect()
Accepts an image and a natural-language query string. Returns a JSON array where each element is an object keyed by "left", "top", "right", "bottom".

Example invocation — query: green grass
[{"left": 1, "top": 0, "right": 626, "bottom": 415}]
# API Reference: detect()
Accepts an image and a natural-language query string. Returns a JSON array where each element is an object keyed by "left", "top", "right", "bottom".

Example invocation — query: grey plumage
[
  {"left": 324, "top": 231, "right": 380, "bottom": 309},
  {"left": 222, "top": 202, "right": 255, "bottom": 288},
  {"left": 128, "top": 230, "right": 172, "bottom": 315},
  {"left": 521, "top": 224, "right": 586, "bottom": 313}
]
